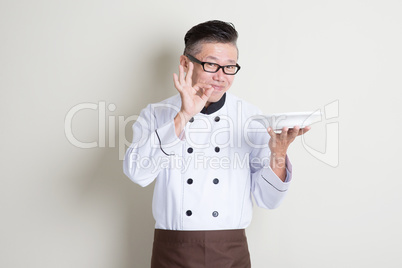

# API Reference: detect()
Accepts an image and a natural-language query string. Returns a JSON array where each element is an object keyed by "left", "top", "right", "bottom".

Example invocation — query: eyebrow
[{"left": 204, "top": 56, "right": 237, "bottom": 65}]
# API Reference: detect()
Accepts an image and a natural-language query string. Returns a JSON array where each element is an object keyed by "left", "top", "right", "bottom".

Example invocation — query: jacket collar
[{"left": 200, "top": 93, "right": 226, "bottom": 115}]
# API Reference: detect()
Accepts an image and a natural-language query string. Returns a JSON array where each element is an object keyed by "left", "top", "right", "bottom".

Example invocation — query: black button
[
  {"left": 186, "top": 210, "right": 192, "bottom": 216},
  {"left": 214, "top": 147, "right": 220, "bottom": 153},
  {"left": 187, "top": 147, "right": 193, "bottom": 153},
  {"left": 212, "top": 211, "right": 219, "bottom": 217},
  {"left": 214, "top": 116, "right": 220, "bottom": 122},
  {"left": 189, "top": 117, "right": 194, "bottom": 123},
  {"left": 187, "top": 178, "right": 193, "bottom": 184},
  {"left": 213, "top": 178, "right": 219, "bottom": 184}
]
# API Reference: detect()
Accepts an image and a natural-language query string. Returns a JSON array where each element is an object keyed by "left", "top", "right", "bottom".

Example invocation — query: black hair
[{"left": 183, "top": 20, "right": 238, "bottom": 56}]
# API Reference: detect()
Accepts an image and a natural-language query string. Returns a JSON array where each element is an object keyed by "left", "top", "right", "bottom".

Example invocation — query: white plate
[{"left": 254, "top": 110, "right": 321, "bottom": 132}]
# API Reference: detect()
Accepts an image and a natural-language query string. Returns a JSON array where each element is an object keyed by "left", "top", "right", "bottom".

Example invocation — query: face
[{"left": 180, "top": 42, "right": 238, "bottom": 104}]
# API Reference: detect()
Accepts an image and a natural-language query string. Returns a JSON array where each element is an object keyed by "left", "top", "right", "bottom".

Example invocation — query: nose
[{"left": 212, "top": 67, "right": 225, "bottom": 81}]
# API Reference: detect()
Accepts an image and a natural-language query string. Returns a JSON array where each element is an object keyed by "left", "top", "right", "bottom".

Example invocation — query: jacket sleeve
[
  {"left": 123, "top": 104, "right": 183, "bottom": 187},
  {"left": 248, "top": 121, "right": 293, "bottom": 209}
]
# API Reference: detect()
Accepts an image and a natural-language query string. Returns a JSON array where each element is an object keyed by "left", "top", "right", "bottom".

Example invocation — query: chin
[{"left": 208, "top": 91, "right": 226, "bottom": 103}]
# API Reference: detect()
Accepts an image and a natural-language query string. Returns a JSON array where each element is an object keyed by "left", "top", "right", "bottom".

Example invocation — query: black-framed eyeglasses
[{"left": 185, "top": 54, "right": 241, "bottom": 75}]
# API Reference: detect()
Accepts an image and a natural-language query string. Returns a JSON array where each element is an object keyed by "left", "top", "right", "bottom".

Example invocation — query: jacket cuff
[{"left": 260, "top": 155, "right": 293, "bottom": 191}]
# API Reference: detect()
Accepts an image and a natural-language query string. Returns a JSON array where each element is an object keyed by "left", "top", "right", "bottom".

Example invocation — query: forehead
[{"left": 196, "top": 42, "right": 238, "bottom": 63}]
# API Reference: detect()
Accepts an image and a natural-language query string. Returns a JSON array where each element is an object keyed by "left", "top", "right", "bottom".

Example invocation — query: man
[{"left": 123, "top": 20, "right": 310, "bottom": 267}]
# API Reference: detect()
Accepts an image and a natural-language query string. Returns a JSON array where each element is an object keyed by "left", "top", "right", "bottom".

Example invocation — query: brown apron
[{"left": 151, "top": 229, "right": 251, "bottom": 268}]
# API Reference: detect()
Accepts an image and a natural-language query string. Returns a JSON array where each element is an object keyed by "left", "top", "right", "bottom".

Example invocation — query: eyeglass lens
[{"left": 203, "top": 63, "right": 238, "bottom": 74}]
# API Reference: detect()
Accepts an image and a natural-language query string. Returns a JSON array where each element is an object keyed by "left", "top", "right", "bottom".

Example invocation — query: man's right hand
[{"left": 173, "top": 62, "right": 214, "bottom": 137}]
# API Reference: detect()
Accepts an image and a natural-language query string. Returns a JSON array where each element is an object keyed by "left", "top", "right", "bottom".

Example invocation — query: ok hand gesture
[{"left": 173, "top": 62, "right": 214, "bottom": 124}]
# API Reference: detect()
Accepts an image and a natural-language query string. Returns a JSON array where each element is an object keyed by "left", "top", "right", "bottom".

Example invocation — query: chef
[{"left": 123, "top": 20, "right": 310, "bottom": 267}]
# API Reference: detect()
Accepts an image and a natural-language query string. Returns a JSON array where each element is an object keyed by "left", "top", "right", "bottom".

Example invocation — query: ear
[{"left": 179, "top": 55, "right": 189, "bottom": 73}]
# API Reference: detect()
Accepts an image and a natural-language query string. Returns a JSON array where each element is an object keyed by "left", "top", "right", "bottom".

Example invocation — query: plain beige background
[{"left": 1, "top": 0, "right": 401, "bottom": 267}]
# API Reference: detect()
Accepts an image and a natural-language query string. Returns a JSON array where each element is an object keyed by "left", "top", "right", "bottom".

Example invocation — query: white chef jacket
[{"left": 123, "top": 92, "right": 292, "bottom": 230}]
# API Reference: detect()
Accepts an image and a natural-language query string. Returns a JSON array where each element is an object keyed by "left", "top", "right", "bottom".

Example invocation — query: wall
[{"left": 1, "top": 0, "right": 401, "bottom": 267}]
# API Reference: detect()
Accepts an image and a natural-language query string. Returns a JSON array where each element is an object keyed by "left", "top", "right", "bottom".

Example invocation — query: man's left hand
[
  {"left": 267, "top": 126, "right": 311, "bottom": 181},
  {"left": 267, "top": 126, "right": 311, "bottom": 155}
]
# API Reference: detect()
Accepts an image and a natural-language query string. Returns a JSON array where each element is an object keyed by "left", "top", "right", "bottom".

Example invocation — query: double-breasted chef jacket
[{"left": 123, "top": 92, "right": 292, "bottom": 231}]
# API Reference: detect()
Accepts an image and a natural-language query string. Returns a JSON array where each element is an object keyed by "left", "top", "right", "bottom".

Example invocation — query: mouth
[{"left": 211, "top": 85, "right": 225, "bottom": 91}]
